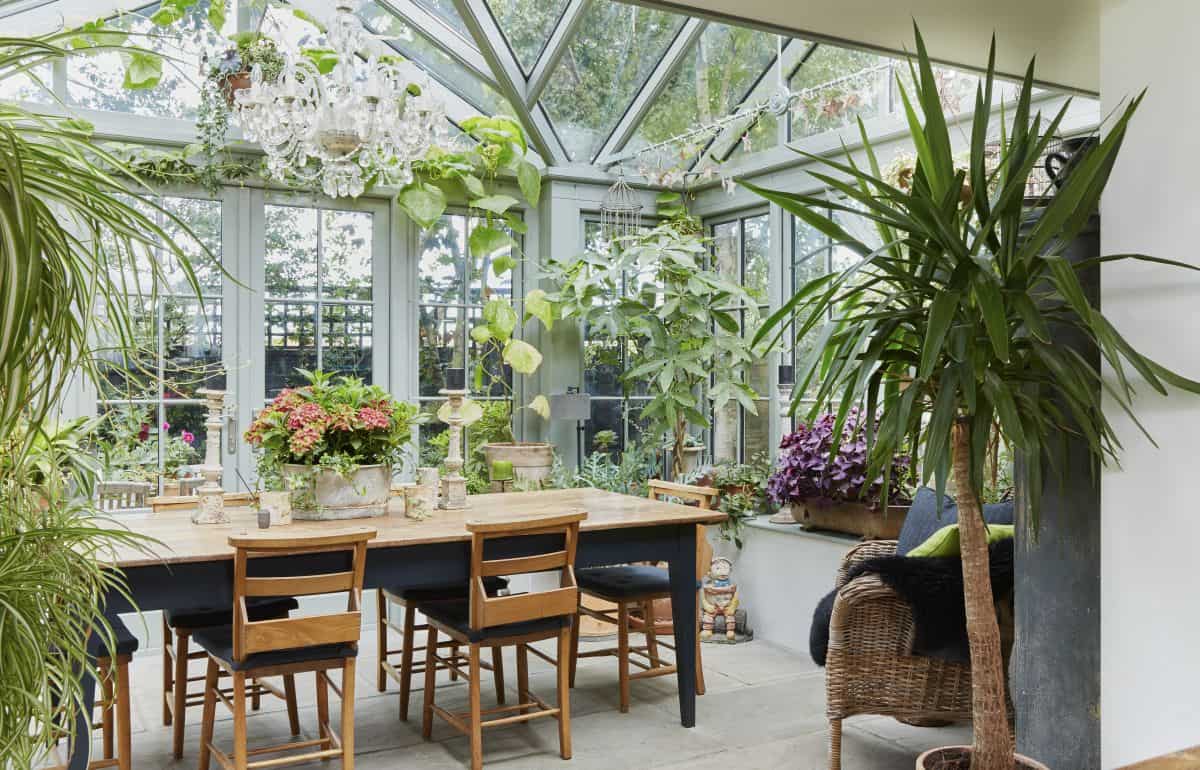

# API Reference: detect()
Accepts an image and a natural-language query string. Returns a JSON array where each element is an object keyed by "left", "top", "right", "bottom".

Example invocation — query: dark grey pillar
[{"left": 1013, "top": 213, "right": 1101, "bottom": 768}]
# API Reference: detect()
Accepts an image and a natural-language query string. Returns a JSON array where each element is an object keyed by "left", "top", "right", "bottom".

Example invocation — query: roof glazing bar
[
  {"left": 593, "top": 17, "right": 707, "bottom": 166},
  {"left": 523, "top": 0, "right": 590, "bottom": 107},
  {"left": 375, "top": 0, "right": 499, "bottom": 91}
]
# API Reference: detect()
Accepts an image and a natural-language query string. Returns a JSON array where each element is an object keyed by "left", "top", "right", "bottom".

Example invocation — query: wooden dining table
[{"left": 69, "top": 487, "right": 725, "bottom": 769}]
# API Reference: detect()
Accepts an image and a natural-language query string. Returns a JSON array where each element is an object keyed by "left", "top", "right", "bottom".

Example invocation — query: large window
[
  {"left": 97, "top": 196, "right": 223, "bottom": 483},
  {"left": 710, "top": 212, "right": 770, "bottom": 463},
  {"left": 263, "top": 205, "right": 375, "bottom": 398}
]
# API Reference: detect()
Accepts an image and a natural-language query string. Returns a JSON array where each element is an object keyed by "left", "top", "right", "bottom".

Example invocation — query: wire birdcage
[
  {"left": 983, "top": 135, "right": 1062, "bottom": 202},
  {"left": 599, "top": 172, "right": 642, "bottom": 252}
]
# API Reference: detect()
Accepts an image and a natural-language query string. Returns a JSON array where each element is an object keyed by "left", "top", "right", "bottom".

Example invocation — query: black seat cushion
[
  {"left": 88, "top": 614, "right": 139, "bottom": 659},
  {"left": 577, "top": 565, "right": 671, "bottom": 599},
  {"left": 418, "top": 598, "right": 568, "bottom": 643},
  {"left": 191, "top": 624, "right": 357, "bottom": 672},
  {"left": 164, "top": 596, "right": 299, "bottom": 630},
  {"left": 382, "top": 576, "right": 509, "bottom": 603},
  {"left": 895, "top": 487, "right": 1015, "bottom": 556}
]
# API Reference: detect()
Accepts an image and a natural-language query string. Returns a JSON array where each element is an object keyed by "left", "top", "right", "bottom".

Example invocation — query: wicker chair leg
[{"left": 829, "top": 719, "right": 842, "bottom": 770}]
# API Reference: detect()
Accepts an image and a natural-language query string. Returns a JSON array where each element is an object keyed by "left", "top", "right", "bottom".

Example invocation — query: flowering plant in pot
[
  {"left": 244, "top": 369, "right": 421, "bottom": 520},
  {"left": 767, "top": 409, "right": 911, "bottom": 538}
]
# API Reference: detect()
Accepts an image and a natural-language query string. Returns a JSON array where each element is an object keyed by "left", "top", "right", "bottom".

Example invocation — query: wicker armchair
[{"left": 825, "top": 540, "right": 976, "bottom": 770}]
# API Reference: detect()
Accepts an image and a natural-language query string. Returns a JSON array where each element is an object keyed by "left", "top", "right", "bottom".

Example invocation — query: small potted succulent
[
  {"left": 244, "top": 369, "right": 422, "bottom": 520},
  {"left": 767, "top": 409, "right": 911, "bottom": 539}
]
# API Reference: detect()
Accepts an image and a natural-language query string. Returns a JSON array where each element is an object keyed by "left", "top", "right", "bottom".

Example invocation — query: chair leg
[
  {"left": 829, "top": 718, "right": 842, "bottom": 770},
  {"left": 449, "top": 642, "right": 460, "bottom": 681},
  {"left": 469, "top": 645, "right": 483, "bottom": 770},
  {"left": 231, "top": 672, "right": 248, "bottom": 770},
  {"left": 161, "top": 615, "right": 172, "bottom": 726},
  {"left": 99, "top": 658, "right": 114, "bottom": 761},
  {"left": 341, "top": 658, "right": 357, "bottom": 770},
  {"left": 251, "top": 677, "right": 261, "bottom": 711},
  {"left": 556, "top": 628, "right": 572, "bottom": 760},
  {"left": 695, "top": 595, "right": 706, "bottom": 696},
  {"left": 569, "top": 612, "right": 580, "bottom": 688},
  {"left": 198, "top": 659, "right": 218, "bottom": 770},
  {"left": 376, "top": 589, "right": 388, "bottom": 692},
  {"left": 617, "top": 602, "right": 631, "bottom": 713},
  {"left": 422, "top": 627, "right": 438, "bottom": 740},
  {"left": 642, "top": 600, "right": 661, "bottom": 668},
  {"left": 490, "top": 645, "right": 506, "bottom": 704},
  {"left": 315, "top": 670, "right": 330, "bottom": 761},
  {"left": 171, "top": 628, "right": 189, "bottom": 759},
  {"left": 116, "top": 656, "right": 131, "bottom": 770},
  {"left": 399, "top": 603, "right": 416, "bottom": 722},
  {"left": 516, "top": 644, "right": 529, "bottom": 715},
  {"left": 283, "top": 673, "right": 300, "bottom": 736}
]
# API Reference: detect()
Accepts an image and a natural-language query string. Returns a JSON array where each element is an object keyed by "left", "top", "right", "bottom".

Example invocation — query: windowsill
[{"left": 744, "top": 514, "right": 863, "bottom": 545}]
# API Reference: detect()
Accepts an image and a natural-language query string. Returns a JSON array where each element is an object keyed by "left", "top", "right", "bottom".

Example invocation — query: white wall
[{"left": 1100, "top": 1, "right": 1200, "bottom": 766}]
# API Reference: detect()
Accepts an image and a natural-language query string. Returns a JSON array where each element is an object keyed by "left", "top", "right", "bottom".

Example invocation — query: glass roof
[{"left": 0, "top": 0, "right": 1087, "bottom": 174}]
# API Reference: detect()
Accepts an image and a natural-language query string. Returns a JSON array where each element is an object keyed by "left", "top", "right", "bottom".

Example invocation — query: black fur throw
[{"left": 809, "top": 538, "right": 1014, "bottom": 666}]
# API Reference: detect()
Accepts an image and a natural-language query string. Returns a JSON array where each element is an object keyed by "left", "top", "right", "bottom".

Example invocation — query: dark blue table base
[{"left": 71, "top": 523, "right": 698, "bottom": 769}]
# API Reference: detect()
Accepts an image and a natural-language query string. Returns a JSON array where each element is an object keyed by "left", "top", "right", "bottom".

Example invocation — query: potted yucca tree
[{"left": 744, "top": 26, "right": 1200, "bottom": 769}]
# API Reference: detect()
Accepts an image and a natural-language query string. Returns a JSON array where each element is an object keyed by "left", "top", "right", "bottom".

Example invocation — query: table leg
[
  {"left": 67, "top": 666, "right": 96, "bottom": 770},
  {"left": 667, "top": 525, "right": 697, "bottom": 728}
]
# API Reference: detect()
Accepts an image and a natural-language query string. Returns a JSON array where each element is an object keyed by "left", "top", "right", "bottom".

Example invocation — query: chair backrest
[
  {"left": 96, "top": 481, "right": 152, "bottom": 511},
  {"left": 229, "top": 528, "right": 376, "bottom": 662},
  {"left": 465, "top": 512, "right": 587, "bottom": 632},
  {"left": 646, "top": 479, "right": 716, "bottom": 580},
  {"left": 646, "top": 479, "right": 719, "bottom": 510}
]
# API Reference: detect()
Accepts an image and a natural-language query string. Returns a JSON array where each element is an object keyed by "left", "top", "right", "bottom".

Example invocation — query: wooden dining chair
[
  {"left": 416, "top": 512, "right": 587, "bottom": 770},
  {"left": 195, "top": 528, "right": 376, "bottom": 770},
  {"left": 376, "top": 576, "right": 509, "bottom": 720},
  {"left": 569, "top": 479, "right": 714, "bottom": 712}
]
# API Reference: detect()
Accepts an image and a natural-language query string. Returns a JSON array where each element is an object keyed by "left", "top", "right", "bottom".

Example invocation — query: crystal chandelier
[{"left": 234, "top": 2, "right": 448, "bottom": 198}]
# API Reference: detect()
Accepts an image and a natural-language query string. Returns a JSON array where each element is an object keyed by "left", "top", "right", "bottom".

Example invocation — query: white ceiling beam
[
  {"left": 374, "top": 0, "right": 499, "bottom": 92},
  {"left": 594, "top": 17, "right": 707, "bottom": 166},
  {"left": 450, "top": 0, "right": 565, "bottom": 164},
  {"left": 523, "top": 0, "right": 590, "bottom": 107}
]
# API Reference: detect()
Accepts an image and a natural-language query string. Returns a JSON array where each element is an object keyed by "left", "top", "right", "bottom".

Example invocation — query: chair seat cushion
[
  {"left": 382, "top": 576, "right": 508, "bottom": 603},
  {"left": 164, "top": 596, "right": 299, "bottom": 629},
  {"left": 418, "top": 598, "right": 568, "bottom": 643},
  {"left": 191, "top": 624, "right": 357, "bottom": 672},
  {"left": 88, "top": 614, "right": 139, "bottom": 659},
  {"left": 577, "top": 565, "right": 671, "bottom": 599}
]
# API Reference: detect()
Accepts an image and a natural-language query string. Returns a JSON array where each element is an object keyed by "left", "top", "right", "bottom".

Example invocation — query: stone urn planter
[
  {"left": 790, "top": 498, "right": 909, "bottom": 540},
  {"left": 679, "top": 446, "right": 704, "bottom": 477},
  {"left": 282, "top": 463, "right": 391, "bottom": 520},
  {"left": 916, "top": 747, "right": 1049, "bottom": 769},
  {"left": 481, "top": 443, "right": 555, "bottom": 487}
]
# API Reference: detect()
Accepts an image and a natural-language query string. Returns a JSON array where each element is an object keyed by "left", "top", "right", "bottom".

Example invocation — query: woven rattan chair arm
[
  {"left": 827, "top": 574, "right": 912, "bottom": 653},
  {"left": 834, "top": 540, "right": 898, "bottom": 588}
]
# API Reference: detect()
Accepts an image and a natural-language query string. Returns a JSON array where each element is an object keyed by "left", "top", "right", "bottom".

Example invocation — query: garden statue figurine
[{"left": 701, "top": 556, "right": 740, "bottom": 641}]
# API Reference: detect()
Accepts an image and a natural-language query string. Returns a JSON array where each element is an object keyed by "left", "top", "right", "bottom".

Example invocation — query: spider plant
[
  {"left": 744, "top": 26, "right": 1200, "bottom": 769},
  {"left": 1, "top": 30, "right": 200, "bottom": 765}
]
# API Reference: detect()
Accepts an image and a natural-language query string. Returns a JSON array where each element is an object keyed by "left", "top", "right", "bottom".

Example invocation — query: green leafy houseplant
[
  {"left": 709, "top": 454, "right": 772, "bottom": 547},
  {"left": 0, "top": 29, "right": 207, "bottom": 765},
  {"left": 744, "top": 27, "right": 1200, "bottom": 769},
  {"left": 546, "top": 200, "right": 761, "bottom": 477}
]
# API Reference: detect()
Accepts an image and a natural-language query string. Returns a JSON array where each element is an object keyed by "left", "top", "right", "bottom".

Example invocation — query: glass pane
[
  {"left": 712, "top": 220, "right": 739, "bottom": 283},
  {"left": 467, "top": 216, "right": 514, "bottom": 304},
  {"left": 744, "top": 318, "right": 771, "bottom": 459},
  {"left": 162, "top": 297, "right": 223, "bottom": 399},
  {"left": 418, "top": 400, "right": 449, "bottom": 467},
  {"left": 358, "top": 2, "right": 513, "bottom": 116},
  {"left": 322, "top": 210, "right": 373, "bottom": 301},
  {"left": 321, "top": 303, "right": 373, "bottom": 383},
  {"left": 67, "top": 3, "right": 210, "bottom": 119},
  {"left": 584, "top": 337, "right": 623, "bottom": 397},
  {"left": 832, "top": 197, "right": 876, "bottom": 272},
  {"left": 790, "top": 45, "right": 892, "bottom": 140},
  {"left": 420, "top": 215, "right": 468, "bottom": 305},
  {"left": 161, "top": 197, "right": 222, "bottom": 295},
  {"left": 264, "top": 300, "right": 318, "bottom": 397},
  {"left": 0, "top": 62, "right": 52, "bottom": 103},
  {"left": 743, "top": 214, "right": 770, "bottom": 302},
  {"left": 486, "top": 0, "right": 568, "bottom": 74},
  {"left": 163, "top": 402, "right": 206, "bottom": 476},
  {"left": 630, "top": 23, "right": 779, "bottom": 154},
  {"left": 414, "top": 0, "right": 467, "bottom": 32},
  {"left": 793, "top": 214, "right": 829, "bottom": 290},
  {"left": 97, "top": 403, "right": 159, "bottom": 482},
  {"left": 467, "top": 307, "right": 510, "bottom": 397},
  {"left": 419, "top": 305, "right": 464, "bottom": 396},
  {"left": 585, "top": 398, "right": 623, "bottom": 457},
  {"left": 540, "top": 3, "right": 685, "bottom": 161},
  {"left": 96, "top": 295, "right": 158, "bottom": 400},
  {"left": 265, "top": 205, "right": 319, "bottom": 299}
]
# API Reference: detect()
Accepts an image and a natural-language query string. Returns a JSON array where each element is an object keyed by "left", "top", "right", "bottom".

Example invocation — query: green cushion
[
  {"left": 908, "top": 522, "right": 1014, "bottom": 558},
  {"left": 490, "top": 460, "right": 514, "bottom": 482}
]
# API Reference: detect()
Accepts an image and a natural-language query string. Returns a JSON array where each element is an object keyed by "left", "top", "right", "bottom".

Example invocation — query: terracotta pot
[
  {"left": 220, "top": 71, "right": 252, "bottom": 105},
  {"left": 282, "top": 463, "right": 391, "bottom": 520},
  {"left": 789, "top": 498, "right": 909, "bottom": 540},
  {"left": 481, "top": 442, "right": 555, "bottom": 486},
  {"left": 915, "top": 746, "right": 1049, "bottom": 769}
]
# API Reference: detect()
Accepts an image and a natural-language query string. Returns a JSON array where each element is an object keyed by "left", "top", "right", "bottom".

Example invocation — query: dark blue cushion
[
  {"left": 382, "top": 576, "right": 509, "bottom": 603},
  {"left": 418, "top": 598, "right": 568, "bottom": 643},
  {"left": 88, "top": 614, "right": 139, "bottom": 659},
  {"left": 577, "top": 565, "right": 671, "bottom": 599},
  {"left": 165, "top": 597, "right": 299, "bottom": 629},
  {"left": 896, "top": 487, "right": 1015, "bottom": 556},
  {"left": 191, "top": 624, "right": 357, "bottom": 672}
]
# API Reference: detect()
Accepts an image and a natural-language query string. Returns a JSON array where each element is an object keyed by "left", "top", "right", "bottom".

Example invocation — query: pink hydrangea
[
  {"left": 181, "top": 430, "right": 195, "bottom": 445},
  {"left": 356, "top": 407, "right": 391, "bottom": 430},
  {"left": 289, "top": 424, "right": 323, "bottom": 455},
  {"left": 287, "top": 402, "right": 330, "bottom": 431}
]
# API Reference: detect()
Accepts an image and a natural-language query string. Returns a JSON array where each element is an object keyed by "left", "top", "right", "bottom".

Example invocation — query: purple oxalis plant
[{"left": 767, "top": 408, "right": 910, "bottom": 508}]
